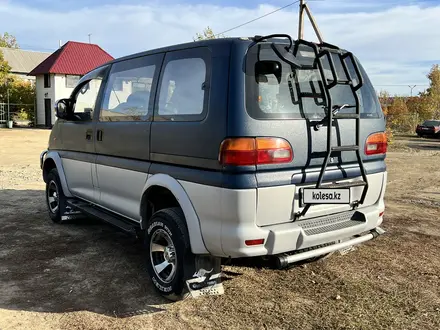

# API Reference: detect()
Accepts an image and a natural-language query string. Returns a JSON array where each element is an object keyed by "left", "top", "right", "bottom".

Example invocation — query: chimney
[{"left": 59, "top": 40, "right": 62, "bottom": 48}]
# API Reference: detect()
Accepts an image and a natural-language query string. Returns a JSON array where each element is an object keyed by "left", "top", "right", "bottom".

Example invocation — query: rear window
[
  {"left": 245, "top": 43, "right": 382, "bottom": 120},
  {"left": 423, "top": 120, "right": 440, "bottom": 126}
]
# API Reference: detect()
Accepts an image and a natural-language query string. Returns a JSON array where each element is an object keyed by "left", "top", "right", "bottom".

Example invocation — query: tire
[
  {"left": 45, "top": 168, "right": 66, "bottom": 223},
  {"left": 145, "top": 207, "right": 196, "bottom": 301}
]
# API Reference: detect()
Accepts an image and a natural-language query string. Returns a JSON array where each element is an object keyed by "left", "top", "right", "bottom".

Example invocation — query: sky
[{"left": 1, "top": 0, "right": 440, "bottom": 95}]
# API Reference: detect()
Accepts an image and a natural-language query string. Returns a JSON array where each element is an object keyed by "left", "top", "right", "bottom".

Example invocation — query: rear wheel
[
  {"left": 45, "top": 168, "right": 66, "bottom": 223},
  {"left": 145, "top": 207, "right": 196, "bottom": 301}
]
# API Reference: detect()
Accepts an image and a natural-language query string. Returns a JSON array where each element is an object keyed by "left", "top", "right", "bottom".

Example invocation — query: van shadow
[{"left": 0, "top": 189, "right": 170, "bottom": 318}]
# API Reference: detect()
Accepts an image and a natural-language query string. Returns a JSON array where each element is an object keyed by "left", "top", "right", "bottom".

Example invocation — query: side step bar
[
  {"left": 66, "top": 200, "right": 140, "bottom": 235},
  {"left": 276, "top": 227, "right": 385, "bottom": 269}
]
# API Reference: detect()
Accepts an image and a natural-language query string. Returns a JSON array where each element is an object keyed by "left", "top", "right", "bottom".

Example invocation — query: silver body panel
[
  {"left": 44, "top": 148, "right": 386, "bottom": 259},
  {"left": 180, "top": 171, "right": 387, "bottom": 258},
  {"left": 96, "top": 164, "right": 148, "bottom": 221},
  {"left": 61, "top": 158, "right": 96, "bottom": 203}
]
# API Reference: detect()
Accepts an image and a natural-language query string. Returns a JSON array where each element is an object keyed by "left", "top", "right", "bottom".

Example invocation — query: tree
[
  {"left": 194, "top": 26, "right": 224, "bottom": 41},
  {"left": 0, "top": 76, "right": 36, "bottom": 121},
  {"left": 421, "top": 64, "right": 440, "bottom": 118},
  {"left": 0, "top": 51, "right": 11, "bottom": 86},
  {"left": 378, "top": 90, "right": 391, "bottom": 115},
  {"left": 0, "top": 32, "right": 19, "bottom": 48}
]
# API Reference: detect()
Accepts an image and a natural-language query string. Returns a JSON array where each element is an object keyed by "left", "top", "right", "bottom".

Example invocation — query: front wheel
[
  {"left": 145, "top": 207, "right": 196, "bottom": 301},
  {"left": 45, "top": 168, "right": 66, "bottom": 223}
]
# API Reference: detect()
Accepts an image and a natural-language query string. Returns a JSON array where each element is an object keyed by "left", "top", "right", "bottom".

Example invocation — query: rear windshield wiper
[{"left": 313, "top": 104, "right": 356, "bottom": 130}]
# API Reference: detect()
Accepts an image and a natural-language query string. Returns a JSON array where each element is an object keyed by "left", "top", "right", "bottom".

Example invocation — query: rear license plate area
[{"left": 301, "top": 188, "right": 351, "bottom": 205}]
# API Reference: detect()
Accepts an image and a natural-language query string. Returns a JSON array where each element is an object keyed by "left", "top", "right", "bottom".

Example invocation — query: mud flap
[
  {"left": 185, "top": 256, "right": 224, "bottom": 298},
  {"left": 60, "top": 203, "right": 86, "bottom": 221}
]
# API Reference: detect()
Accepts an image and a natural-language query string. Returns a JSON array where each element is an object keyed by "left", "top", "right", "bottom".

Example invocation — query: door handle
[
  {"left": 97, "top": 129, "right": 103, "bottom": 142},
  {"left": 85, "top": 130, "right": 93, "bottom": 141}
]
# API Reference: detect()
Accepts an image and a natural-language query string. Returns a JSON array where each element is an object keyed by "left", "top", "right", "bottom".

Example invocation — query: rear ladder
[{"left": 294, "top": 40, "right": 369, "bottom": 219}]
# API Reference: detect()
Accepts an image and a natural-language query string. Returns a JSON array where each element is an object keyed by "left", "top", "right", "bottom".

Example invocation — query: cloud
[{"left": 1, "top": 0, "right": 438, "bottom": 95}]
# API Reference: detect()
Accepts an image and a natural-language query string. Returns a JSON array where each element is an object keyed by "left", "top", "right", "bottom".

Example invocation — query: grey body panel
[
  {"left": 94, "top": 54, "right": 163, "bottom": 216},
  {"left": 227, "top": 41, "right": 386, "bottom": 169},
  {"left": 150, "top": 46, "right": 230, "bottom": 165},
  {"left": 49, "top": 65, "right": 110, "bottom": 203},
  {"left": 54, "top": 121, "right": 96, "bottom": 202},
  {"left": 94, "top": 53, "right": 164, "bottom": 161}
]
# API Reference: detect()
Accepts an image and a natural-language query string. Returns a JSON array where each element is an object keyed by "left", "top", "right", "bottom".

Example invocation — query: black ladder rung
[
  {"left": 300, "top": 92, "right": 324, "bottom": 98},
  {"left": 331, "top": 145, "right": 359, "bottom": 152},
  {"left": 322, "top": 180, "right": 367, "bottom": 189},
  {"left": 333, "top": 113, "right": 360, "bottom": 119},
  {"left": 327, "top": 79, "right": 352, "bottom": 85}
]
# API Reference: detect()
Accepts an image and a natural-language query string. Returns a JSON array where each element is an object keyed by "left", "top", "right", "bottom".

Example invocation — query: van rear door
[{"left": 227, "top": 39, "right": 387, "bottom": 224}]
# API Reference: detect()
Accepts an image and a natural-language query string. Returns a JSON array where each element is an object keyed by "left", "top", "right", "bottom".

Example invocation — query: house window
[
  {"left": 66, "top": 75, "right": 80, "bottom": 88},
  {"left": 44, "top": 74, "right": 50, "bottom": 88}
]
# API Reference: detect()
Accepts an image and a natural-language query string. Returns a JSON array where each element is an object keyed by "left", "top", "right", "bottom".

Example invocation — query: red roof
[{"left": 29, "top": 41, "right": 114, "bottom": 76}]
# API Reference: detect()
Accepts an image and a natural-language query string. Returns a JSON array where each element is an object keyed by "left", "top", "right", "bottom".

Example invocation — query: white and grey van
[{"left": 40, "top": 35, "right": 388, "bottom": 300}]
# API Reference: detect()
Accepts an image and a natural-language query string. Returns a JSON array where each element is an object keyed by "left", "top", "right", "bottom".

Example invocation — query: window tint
[
  {"left": 157, "top": 58, "right": 206, "bottom": 117},
  {"left": 423, "top": 120, "right": 440, "bottom": 126},
  {"left": 246, "top": 44, "right": 382, "bottom": 120},
  {"left": 73, "top": 78, "right": 102, "bottom": 118},
  {"left": 100, "top": 60, "right": 155, "bottom": 122}
]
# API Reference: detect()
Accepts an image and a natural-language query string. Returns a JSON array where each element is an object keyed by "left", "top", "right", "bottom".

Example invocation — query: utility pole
[
  {"left": 408, "top": 85, "right": 416, "bottom": 97},
  {"left": 298, "top": 0, "right": 305, "bottom": 40},
  {"left": 88, "top": 34, "right": 92, "bottom": 44},
  {"left": 298, "top": 0, "right": 324, "bottom": 43}
]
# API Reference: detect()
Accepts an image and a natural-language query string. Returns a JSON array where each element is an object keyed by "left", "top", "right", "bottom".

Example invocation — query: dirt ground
[{"left": 0, "top": 129, "right": 439, "bottom": 330}]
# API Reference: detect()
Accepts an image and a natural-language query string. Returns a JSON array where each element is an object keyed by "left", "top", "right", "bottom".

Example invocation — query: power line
[
  {"left": 374, "top": 84, "right": 429, "bottom": 87},
  {"left": 216, "top": 0, "right": 302, "bottom": 37},
  {"left": 16, "top": 44, "right": 56, "bottom": 52}
]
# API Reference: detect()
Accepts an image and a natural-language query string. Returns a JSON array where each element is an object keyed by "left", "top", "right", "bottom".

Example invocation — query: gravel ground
[{"left": 0, "top": 129, "right": 439, "bottom": 330}]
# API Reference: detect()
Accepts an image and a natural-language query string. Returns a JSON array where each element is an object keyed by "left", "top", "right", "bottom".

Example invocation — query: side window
[
  {"left": 100, "top": 57, "right": 157, "bottom": 122},
  {"left": 157, "top": 54, "right": 208, "bottom": 121},
  {"left": 73, "top": 78, "right": 103, "bottom": 117}
]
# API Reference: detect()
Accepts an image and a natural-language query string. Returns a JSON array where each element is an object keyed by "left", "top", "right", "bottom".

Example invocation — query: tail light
[
  {"left": 365, "top": 132, "right": 387, "bottom": 155},
  {"left": 219, "top": 137, "right": 293, "bottom": 166},
  {"left": 245, "top": 239, "right": 265, "bottom": 246}
]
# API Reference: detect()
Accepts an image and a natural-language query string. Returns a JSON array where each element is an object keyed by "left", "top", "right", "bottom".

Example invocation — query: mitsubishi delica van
[{"left": 40, "top": 35, "right": 388, "bottom": 300}]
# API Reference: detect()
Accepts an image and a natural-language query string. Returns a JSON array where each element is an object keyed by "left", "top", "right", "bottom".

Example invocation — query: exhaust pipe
[{"left": 276, "top": 227, "right": 385, "bottom": 269}]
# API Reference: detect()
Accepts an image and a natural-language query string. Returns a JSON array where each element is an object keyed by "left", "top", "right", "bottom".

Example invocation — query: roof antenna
[
  {"left": 298, "top": 0, "right": 324, "bottom": 43},
  {"left": 88, "top": 33, "right": 92, "bottom": 44}
]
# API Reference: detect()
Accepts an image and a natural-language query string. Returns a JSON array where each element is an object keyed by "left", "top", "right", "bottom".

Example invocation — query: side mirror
[{"left": 55, "top": 98, "right": 71, "bottom": 119}]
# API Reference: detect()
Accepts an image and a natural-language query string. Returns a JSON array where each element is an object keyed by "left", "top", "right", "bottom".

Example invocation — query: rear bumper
[
  {"left": 276, "top": 227, "right": 385, "bottom": 268},
  {"left": 181, "top": 171, "right": 387, "bottom": 259},
  {"left": 220, "top": 203, "right": 384, "bottom": 258},
  {"left": 416, "top": 129, "right": 439, "bottom": 135}
]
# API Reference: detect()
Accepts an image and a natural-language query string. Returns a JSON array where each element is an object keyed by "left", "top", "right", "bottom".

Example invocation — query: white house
[
  {"left": 0, "top": 47, "right": 51, "bottom": 83},
  {"left": 28, "top": 41, "right": 114, "bottom": 127}
]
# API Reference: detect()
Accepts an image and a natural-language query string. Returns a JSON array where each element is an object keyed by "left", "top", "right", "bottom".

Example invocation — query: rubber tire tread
[{"left": 145, "top": 207, "right": 195, "bottom": 301}]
